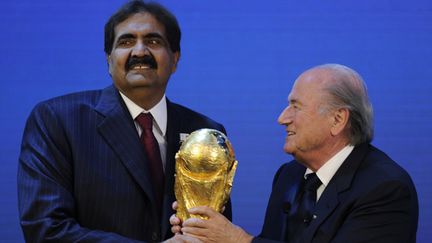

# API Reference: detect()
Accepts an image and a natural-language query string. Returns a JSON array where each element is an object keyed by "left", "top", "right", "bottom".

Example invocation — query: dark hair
[{"left": 104, "top": 0, "right": 181, "bottom": 55}]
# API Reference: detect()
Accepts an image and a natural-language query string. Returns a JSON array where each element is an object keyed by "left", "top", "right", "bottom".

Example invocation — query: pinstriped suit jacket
[{"left": 18, "top": 85, "right": 231, "bottom": 242}]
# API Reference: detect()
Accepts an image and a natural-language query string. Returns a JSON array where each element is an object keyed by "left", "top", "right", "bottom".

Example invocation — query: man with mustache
[
  {"left": 17, "top": 1, "right": 230, "bottom": 242},
  {"left": 172, "top": 64, "right": 418, "bottom": 243}
]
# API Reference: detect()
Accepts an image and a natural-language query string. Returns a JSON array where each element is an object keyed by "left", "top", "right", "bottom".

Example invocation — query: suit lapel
[
  {"left": 303, "top": 182, "right": 340, "bottom": 242},
  {"left": 265, "top": 162, "right": 304, "bottom": 241},
  {"left": 282, "top": 173, "right": 303, "bottom": 240},
  {"left": 161, "top": 100, "right": 182, "bottom": 238},
  {"left": 94, "top": 85, "right": 156, "bottom": 206},
  {"left": 303, "top": 143, "right": 370, "bottom": 242}
]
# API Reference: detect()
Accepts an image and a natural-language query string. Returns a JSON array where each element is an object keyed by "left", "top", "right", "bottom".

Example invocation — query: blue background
[{"left": 1, "top": 0, "right": 431, "bottom": 242}]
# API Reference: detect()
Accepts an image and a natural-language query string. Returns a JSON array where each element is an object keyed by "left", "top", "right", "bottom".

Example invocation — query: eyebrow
[
  {"left": 115, "top": 33, "right": 136, "bottom": 43},
  {"left": 115, "top": 32, "right": 166, "bottom": 44},
  {"left": 144, "top": 32, "right": 165, "bottom": 39},
  {"left": 289, "top": 98, "right": 302, "bottom": 106}
]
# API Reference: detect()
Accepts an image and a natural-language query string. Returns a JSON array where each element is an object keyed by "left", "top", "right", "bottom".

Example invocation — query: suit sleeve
[
  {"left": 17, "top": 103, "right": 144, "bottom": 243},
  {"left": 331, "top": 180, "right": 418, "bottom": 243},
  {"left": 252, "top": 165, "right": 288, "bottom": 243},
  {"left": 219, "top": 124, "right": 233, "bottom": 221}
]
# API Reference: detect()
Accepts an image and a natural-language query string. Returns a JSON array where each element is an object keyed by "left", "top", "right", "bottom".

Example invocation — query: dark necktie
[
  {"left": 287, "top": 173, "right": 322, "bottom": 243},
  {"left": 135, "top": 113, "right": 165, "bottom": 215}
]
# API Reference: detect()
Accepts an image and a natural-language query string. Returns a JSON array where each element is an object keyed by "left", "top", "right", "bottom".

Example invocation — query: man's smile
[
  {"left": 130, "top": 63, "right": 153, "bottom": 70},
  {"left": 126, "top": 55, "right": 158, "bottom": 71}
]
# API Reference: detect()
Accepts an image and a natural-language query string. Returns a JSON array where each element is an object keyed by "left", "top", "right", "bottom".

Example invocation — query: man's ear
[
  {"left": 171, "top": 51, "right": 180, "bottom": 73},
  {"left": 331, "top": 108, "right": 349, "bottom": 136},
  {"left": 107, "top": 55, "right": 112, "bottom": 75}
]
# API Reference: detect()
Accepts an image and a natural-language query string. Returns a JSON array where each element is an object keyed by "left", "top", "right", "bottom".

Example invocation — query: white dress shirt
[
  {"left": 119, "top": 92, "right": 168, "bottom": 171},
  {"left": 305, "top": 145, "right": 354, "bottom": 201}
]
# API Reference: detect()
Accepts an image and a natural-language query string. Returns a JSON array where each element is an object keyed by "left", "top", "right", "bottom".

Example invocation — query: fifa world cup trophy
[{"left": 174, "top": 129, "right": 237, "bottom": 220}]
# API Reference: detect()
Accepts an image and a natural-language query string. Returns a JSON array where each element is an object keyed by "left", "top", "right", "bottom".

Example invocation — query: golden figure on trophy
[{"left": 174, "top": 129, "right": 237, "bottom": 220}]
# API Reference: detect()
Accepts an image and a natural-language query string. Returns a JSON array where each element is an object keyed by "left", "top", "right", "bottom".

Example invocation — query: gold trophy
[{"left": 174, "top": 129, "right": 237, "bottom": 220}]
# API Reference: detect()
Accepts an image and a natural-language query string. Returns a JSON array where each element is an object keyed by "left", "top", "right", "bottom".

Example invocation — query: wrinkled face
[
  {"left": 277, "top": 71, "right": 334, "bottom": 161},
  {"left": 108, "top": 12, "right": 179, "bottom": 97}
]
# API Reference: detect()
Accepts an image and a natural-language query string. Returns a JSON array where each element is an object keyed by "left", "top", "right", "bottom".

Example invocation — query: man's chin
[
  {"left": 283, "top": 144, "right": 295, "bottom": 155},
  {"left": 125, "top": 75, "right": 155, "bottom": 87},
  {"left": 126, "top": 70, "right": 156, "bottom": 81}
]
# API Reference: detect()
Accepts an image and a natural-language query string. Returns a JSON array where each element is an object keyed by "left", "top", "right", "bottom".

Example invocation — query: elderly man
[
  {"left": 18, "top": 1, "right": 230, "bottom": 242},
  {"left": 176, "top": 64, "right": 418, "bottom": 243}
]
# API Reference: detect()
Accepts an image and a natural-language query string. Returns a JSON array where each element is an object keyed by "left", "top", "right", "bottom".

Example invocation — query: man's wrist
[{"left": 234, "top": 225, "right": 253, "bottom": 243}]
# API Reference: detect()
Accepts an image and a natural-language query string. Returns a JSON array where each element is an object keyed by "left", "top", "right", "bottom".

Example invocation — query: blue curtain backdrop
[{"left": 1, "top": 0, "right": 431, "bottom": 242}]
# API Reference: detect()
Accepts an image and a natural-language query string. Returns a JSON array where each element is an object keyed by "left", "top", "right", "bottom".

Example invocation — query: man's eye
[
  {"left": 289, "top": 104, "right": 300, "bottom": 111},
  {"left": 117, "top": 39, "right": 134, "bottom": 47},
  {"left": 145, "top": 38, "right": 164, "bottom": 47}
]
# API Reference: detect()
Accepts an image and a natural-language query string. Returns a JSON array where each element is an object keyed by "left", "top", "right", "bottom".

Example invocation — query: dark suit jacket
[
  {"left": 18, "top": 85, "right": 231, "bottom": 242},
  {"left": 253, "top": 143, "right": 418, "bottom": 243}
]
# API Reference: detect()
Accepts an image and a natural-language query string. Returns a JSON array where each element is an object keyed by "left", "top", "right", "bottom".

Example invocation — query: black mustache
[{"left": 126, "top": 56, "right": 158, "bottom": 70}]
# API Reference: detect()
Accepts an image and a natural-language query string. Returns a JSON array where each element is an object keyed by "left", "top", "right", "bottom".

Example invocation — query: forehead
[
  {"left": 114, "top": 12, "right": 166, "bottom": 38},
  {"left": 288, "top": 69, "right": 329, "bottom": 102}
]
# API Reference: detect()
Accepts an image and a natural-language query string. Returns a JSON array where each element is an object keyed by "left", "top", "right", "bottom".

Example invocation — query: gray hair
[{"left": 318, "top": 64, "right": 374, "bottom": 145}]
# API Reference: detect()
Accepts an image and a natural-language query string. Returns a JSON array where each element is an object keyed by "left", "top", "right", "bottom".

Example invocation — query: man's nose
[
  {"left": 131, "top": 41, "right": 150, "bottom": 57},
  {"left": 278, "top": 107, "right": 293, "bottom": 125}
]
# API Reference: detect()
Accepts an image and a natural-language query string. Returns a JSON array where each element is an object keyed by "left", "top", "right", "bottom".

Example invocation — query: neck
[
  {"left": 298, "top": 138, "right": 350, "bottom": 171},
  {"left": 121, "top": 87, "right": 165, "bottom": 110}
]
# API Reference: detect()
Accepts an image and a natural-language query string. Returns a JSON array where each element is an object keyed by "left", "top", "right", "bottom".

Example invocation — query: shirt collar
[
  {"left": 305, "top": 145, "right": 354, "bottom": 187},
  {"left": 119, "top": 91, "right": 167, "bottom": 136}
]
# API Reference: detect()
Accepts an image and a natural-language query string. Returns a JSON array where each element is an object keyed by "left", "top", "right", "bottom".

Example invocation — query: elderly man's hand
[{"left": 181, "top": 206, "right": 253, "bottom": 243}]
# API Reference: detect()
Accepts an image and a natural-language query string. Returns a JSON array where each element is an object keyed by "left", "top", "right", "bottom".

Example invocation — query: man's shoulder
[
  {"left": 345, "top": 144, "right": 416, "bottom": 196},
  {"left": 279, "top": 160, "right": 303, "bottom": 172},
  {"left": 167, "top": 100, "right": 224, "bottom": 130},
  {"left": 272, "top": 160, "right": 304, "bottom": 183},
  {"left": 358, "top": 144, "right": 412, "bottom": 182},
  {"left": 42, "top": 89, "right": 104, "bottom": 107},
  {"left": 168, "top": 101, "right": 212, "bottom": 119},
  {"left": 32, "top": 86, "right": 116, "bottom": 113},
  {"left": 27, "top": 88, "right": 110, "bottom": 123}
]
